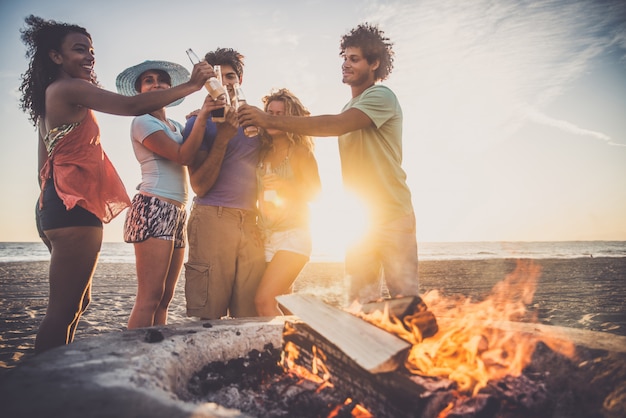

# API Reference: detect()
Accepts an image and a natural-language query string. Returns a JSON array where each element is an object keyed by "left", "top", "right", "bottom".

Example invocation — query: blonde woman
[{"left": 255, "top": 89, "right": 321, "bottom": 316}]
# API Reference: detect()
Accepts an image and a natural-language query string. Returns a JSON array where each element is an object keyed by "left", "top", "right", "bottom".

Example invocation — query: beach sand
[{"left": 1, "top": 257, "right": 625, "bottom": 373}]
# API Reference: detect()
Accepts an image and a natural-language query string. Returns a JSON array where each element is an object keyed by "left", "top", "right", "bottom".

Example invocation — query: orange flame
[
  {"left": 282, "top": 339, "right": 373, "bottom": 416},
  {"left": 282, "top": 340, "right": 333, "bottom": 388},
  {"left": 355, "top": 259, "right": 576, "bottom": 395}
]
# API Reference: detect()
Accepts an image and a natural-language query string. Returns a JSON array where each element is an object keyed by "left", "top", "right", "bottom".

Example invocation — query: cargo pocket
[{"left": 184, "top": 262, "right": 210, "bottom": 308}]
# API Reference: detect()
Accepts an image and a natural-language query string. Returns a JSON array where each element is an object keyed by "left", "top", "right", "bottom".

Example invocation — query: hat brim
[{"left": 116, "top": 60, "right": 190, "bottom": 107}]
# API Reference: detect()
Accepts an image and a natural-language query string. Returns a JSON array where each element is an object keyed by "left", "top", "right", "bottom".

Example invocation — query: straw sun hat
[{"left": 116, "top": 60, "right": 190, "bottom": 107}]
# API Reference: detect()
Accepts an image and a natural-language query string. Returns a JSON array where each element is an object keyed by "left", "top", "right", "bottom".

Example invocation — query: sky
[{"left": 1, "top": 0, "right": 625, "bottom": 259}]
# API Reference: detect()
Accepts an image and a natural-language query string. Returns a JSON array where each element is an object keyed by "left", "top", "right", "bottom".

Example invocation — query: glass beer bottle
[
  {"left": 210, "top": 65, "right": 226, "bottom": 122},
  {"left": 185, "top": 48, "right": 226, "bottom": 102},
  {"left": 233, "top": 82, "right": 259, "bottom": 137}
]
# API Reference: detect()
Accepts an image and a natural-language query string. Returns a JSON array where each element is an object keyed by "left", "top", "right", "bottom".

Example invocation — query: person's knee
[{"left": 142, "top": 295, "right": 165, "bottom": 312}]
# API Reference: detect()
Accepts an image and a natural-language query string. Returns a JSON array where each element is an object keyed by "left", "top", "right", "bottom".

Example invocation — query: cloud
[
  {"left": 364, "top": 0, "right": 626, "bottom": 150},
  {"left": 526, "top": 106, "right": 624, "bottom": 147}
]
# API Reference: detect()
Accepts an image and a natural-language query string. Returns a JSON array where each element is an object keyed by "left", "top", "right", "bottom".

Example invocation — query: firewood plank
[{"left": 277, "top": 294, "right": 410, "bottom": 373}]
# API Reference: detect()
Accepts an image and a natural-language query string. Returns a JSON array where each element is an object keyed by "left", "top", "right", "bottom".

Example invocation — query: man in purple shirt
[{"left": 183, "top": 48, "right": 264, "bottom": 319}]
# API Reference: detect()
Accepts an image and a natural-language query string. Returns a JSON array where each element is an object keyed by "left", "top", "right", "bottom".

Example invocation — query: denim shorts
[
  {"left": 123, "top": 194, "right": 187, "bottom": 248},
  {"left": 264, "top": 227, "right": 312, "bottom": 262},
  {"left": 36, "top": 179, "right": 102, "bottom": 238}
]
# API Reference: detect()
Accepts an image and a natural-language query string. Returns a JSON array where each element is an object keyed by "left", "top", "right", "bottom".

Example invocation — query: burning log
[
  {"left": 278, "top": 294, "right": 445, "bottom": 416},
  {"left": 359, "top": 295, "right": 439, "bottom": 340},
  {"left": 277, "top": 294, "right": 411, "bottom": 373},
  {"left": 282, "top": 320, "right": 434, "bottom": 417}
]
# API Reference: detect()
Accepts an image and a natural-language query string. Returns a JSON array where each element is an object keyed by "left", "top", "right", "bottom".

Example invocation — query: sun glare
[{"left": 309, "top": 191, "right": 368, "bottom": 262}]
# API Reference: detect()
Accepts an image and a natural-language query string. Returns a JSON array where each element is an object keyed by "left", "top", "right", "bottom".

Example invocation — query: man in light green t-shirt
[{"left": 237, "top": 23, "right": 419, "bottom": 305}]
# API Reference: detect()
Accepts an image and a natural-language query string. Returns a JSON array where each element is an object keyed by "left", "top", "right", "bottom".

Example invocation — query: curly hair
[
  {"left": 340, "top": 22, "right": 394, "bottom": 81},
  {"left": 259, "top": 88, "right": 315, "bottom": 155},
  {"left": 204, "top": 47, "right": 245, "bottom": 80},
  {"left": 19, "top": 15, "right": 97, "bottom": 126}
]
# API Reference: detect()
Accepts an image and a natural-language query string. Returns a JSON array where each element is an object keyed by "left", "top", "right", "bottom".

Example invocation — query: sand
[{"left": 1, "top": 257, "right": 625, "bottom": 374}]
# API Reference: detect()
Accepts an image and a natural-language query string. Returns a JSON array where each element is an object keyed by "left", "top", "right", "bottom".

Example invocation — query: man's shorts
[
  {"left": 123, "top": 194, "right": 187, "bottom": 248},
  {"left": 36, "top": 179, "right": 102, "bottom": 239},
  {"left": 264, "top": 227, "right": 312, "bottom": 262}
]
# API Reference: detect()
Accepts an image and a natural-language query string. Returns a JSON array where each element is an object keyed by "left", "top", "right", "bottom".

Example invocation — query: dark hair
[
  {"left": 19, "top": 15, "right": 97, "bottom": 126},
  {"left": 340, "top": 23, "right": 394, "bottom": 81},
  {"left": 204, "top": 47, "right": 245, "bottom": 80},
  {"left": 134, "top": 69, "right": 171, "bottom": 93}
]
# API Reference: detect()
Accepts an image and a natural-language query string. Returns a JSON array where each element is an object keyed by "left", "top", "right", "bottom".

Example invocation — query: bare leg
[
  {"left": 154, "top": 246, "right": 184, "bottom": 325},
  {"left": 68, "top": 283, "right": 91, "bottom": 342},
  {"left": 35, "top": 226, "right": 102, "bottom": 354},
  {"left": 255, "top": 250, "right": 309, "bottom": 316},
  {"left": 127, "top": 238, "right": 175, "bottom": 329}
]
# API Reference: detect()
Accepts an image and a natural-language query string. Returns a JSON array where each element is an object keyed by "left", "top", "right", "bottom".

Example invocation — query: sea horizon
[{"left": 1, "top": 240, "right": 625, "bottom": 264}]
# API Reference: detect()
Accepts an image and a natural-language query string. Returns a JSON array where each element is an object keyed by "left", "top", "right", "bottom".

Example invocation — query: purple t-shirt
[{"left": 183, "top": 116, "right": 260, "bottom": 210}]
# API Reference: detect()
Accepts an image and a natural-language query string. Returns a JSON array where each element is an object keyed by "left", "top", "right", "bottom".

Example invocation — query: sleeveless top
[
  {"left": 39, "top": 110, "right": 131, "bottom": 223},
  {"left": 257, "top": 148, "right": 310, "bottom": 233}
]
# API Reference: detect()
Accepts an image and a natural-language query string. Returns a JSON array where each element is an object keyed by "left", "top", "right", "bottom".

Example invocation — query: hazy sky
[{"left": 1, "top": 0, "right": 625, "bottom": 257}]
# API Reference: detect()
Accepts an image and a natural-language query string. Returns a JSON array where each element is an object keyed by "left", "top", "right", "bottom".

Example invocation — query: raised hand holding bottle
[
  {"left": 233, "top": 83, "right": 259, "bottom": 137},
  {"left": 185, "top": 48, "right": 227, "bottom": 121}
]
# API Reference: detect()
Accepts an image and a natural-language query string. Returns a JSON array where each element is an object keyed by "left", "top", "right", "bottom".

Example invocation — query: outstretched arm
[
  {"left": 46, "top": 62, "right": 213, "bottom": 125},
  {"left": 238, "top": 104, "right": 373, "bottom": 138}
]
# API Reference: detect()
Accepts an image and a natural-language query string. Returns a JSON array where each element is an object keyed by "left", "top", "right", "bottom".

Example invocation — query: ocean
[{"left": 1, "top": 240, "right": 624, "bottom": 264}]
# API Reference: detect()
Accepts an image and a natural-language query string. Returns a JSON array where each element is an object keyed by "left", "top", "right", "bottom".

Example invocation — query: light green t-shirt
[{"left": 338, "top": 84, "right": 413, "bottom": 223}]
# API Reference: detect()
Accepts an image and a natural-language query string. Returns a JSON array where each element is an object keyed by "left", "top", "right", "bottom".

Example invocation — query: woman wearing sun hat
[{"left": 116, "top": 60, "right": 219, "bottom": 329}]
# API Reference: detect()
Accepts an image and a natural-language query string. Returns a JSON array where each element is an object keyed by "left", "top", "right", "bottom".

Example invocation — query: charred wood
[{"left": 360, "top": 295, "right": 439, "bottom": 339}]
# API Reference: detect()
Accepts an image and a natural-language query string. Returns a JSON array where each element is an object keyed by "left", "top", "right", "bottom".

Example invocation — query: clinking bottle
[
  {"left": 233, "top": 83, "right": 259, "bottom": 137},
  {"left": 185, "top": 48, "right": 227, "bottom": 121},
  {"left": 210, "top": 65, "right": 226, "bottom": 122}
]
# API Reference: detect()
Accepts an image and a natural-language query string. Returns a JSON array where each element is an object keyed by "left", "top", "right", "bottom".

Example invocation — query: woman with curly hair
[
  {"left": 18, "top": 15, "right": 212, "bottom": 353},
  {"left": 255, "top": 88, "right": 321, "bottom": 316}
]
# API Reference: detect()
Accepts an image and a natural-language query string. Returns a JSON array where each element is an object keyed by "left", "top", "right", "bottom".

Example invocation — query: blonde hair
[{"left": 259, "top": 88, "right": 315, "bottom": 154}]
